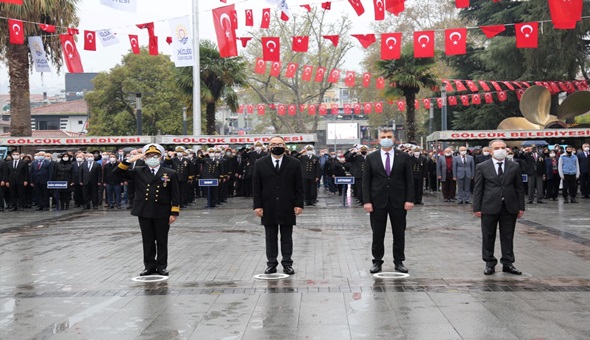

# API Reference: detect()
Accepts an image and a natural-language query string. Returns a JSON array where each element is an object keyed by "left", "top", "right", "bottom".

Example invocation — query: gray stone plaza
[{"left": 1, "top": 191, "right": 589, "bottom": 339}]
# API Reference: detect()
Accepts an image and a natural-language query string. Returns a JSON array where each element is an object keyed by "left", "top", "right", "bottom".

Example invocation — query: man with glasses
[{"left": 253, "top": 136, "right": 304, "bottom": 275}]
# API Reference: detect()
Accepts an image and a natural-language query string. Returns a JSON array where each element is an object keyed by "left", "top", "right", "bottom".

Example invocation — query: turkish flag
[
  {"left": 502, "top": 81, "right": 515, "bottom": 90},
  {"left": 245, "top": 9, "right": 253, "bottom": 26},
  {"left": 459, "top": 95, "right": 469, "bottom": 106},
  {"left": 262, "top": 37, "right": 280, "bottom": 62},
  {"left": 238, "top": 37, "right": 252, "bottom": 48},
  {"left": 448, "top": 96, "right": 457, "bottom": 106},
  {"left": 238, "top": 104, "right": 244, "bottom": 113},
  {"left": 478, "top": 80, "right": 491, "bottom": 91},
  {"left": 129, "top": 35, "right": 140, "bottom": 54},
  {"left": 465, "top": 80, "right": 478, "bottom": 92},
  {"left": 363, "top": 103, "right": 372, "bottom": 114},
  {"left": 301, "top": 65, "right": 314, "bottom": 81},
  {"left": 512, "top": 81, "right": 522, "bottom": 88},
  {"left": 321, "top": 2, "right": 331, "bottom": 10},
  {"left": 480, "top": 25, "right": 505, "bottom": 38},
  {"left": 442, "top": 79, "right": 454, "bottom": 92},
  {"left": 386, "top": 0, "right": 405, "bottom": 16},
  {"left": 515, "top": 22, "right": 538, "bottom": 48},
  {"left": 352, "top": 34, "right": 376, "bottom": 48},
  {"left": 261, "top": 8, "right": 271, "bottom": 29},
  {"left": 254, "top": 58, "right": 266, "bottom": 74},
  {"left": 315, "top": 67, "right": 326, "bottom": 82},
  {"left": 67, "top": 28, "right": 79, "bottom": 35},
  {"left": 300, "top": 104, "right": 306, "bottom": 112},
  {"left": 278, "top": 104, "right": 287, "bottom": 115},
  {"left": 308, "top": 104, "right": 317, "bottom": 115},
  {"left": 516, "top": 89, "right": 525, "bottom": 100},
  {"left": 490, "top": 81, "right": 502, "bottom": 91},
  {"left": 231, "top": 10, "right": 238, "bottom": 30},
  {"left": 362, "top": 72, "right": 371, "bottom": 87},
  {"left": 8, "top": 19, "right": 24, "bottom": 44},
  {"left": 166, "top": 36, "right": 173, "bottom": 45},
  {"left": 149, "top": 36, "right": 158, "bottom": 55},
  {"left": 422, "top": 98, "right": 431, "bottom": 109},
  {"left": 484, "top": 93, "right": 493, "bottom": 104},
  {"left": 414, "top": 31, "right": 435, "bottom": 58},
  {"left": 445, "top": 28, "right": 466, "bottom": 56},
  {"left": 344, "top": 104, "right": 352, "bottom": 114},
  {"left": 348, "top": 0, "right": 365, "bottom": 16},
  {"left": 84, "top": 31, "right": 96, "bottom": 51},
  {"left": 373, "top": 0, "right": 385, "bottom": 20},
  {"left": 213, "top": 5, "right": 238, "bottom": 58},
  {"left": 292, "top": 36, "right": 309, "bottom": 52},
  {"left": 301, "top": 4, "right": 312, "bottom": 12},
  {"left": 285, "top": 63, "right": 298, "bottom": 78},
  {"left": 319, "top": 104, "right": 327, "bottom": 115},
  {"left": 331, "top": 104, "right": 339, "bottom": 115},
  {"left": 376, "top": 77, "right": 385, "bottom": 89},
  {"left": 323, "top": 35, "right": 339, "bottom": 47},
  {"left": 414, "top": 100, "right": 420, "bottom": 110},
  {"left": 396, "top": 101, "right": 405, "bottom": 112},
  {"left": 136, "top": 22, "right": 154, "bottom": 38},
  {"left": 38, "top": 23, "right": 56, "bottom": 33},
  {"left": 472, "top": 93, "right": 481, "bottom": 104},
  {"left": 497, "top": 91, "right": 507, "bottom": 102},
  {"left": 521, "top": 82, "right": 531, "bottom": 88},
  {"left": 60, "top": 34, "right": 84, "bottom": 73},
  {"left": 1, "top": 0, "right": 23, "bottom": 4},
  {"left": 565, "top": 82, "right": 576, "bottom": 93},
  {"left": 345, "top": 71, "right": 356, "bottom": 86},
  {"left": 454, "top": 80, "right": 467, "bottom": 92},
  {"left": 549, "top": 0, "right": 582, "bottom": 29},
  {"left": 375, "top": 102, "right": 383, "bottom": 113},
  {"left": 456, "top": 0, "right": 469, "bottom": 8},
  {"left": 436, "top": 98, "right": 443, "bottom": 108},
  {"left": 269, "top": 61, "right": 282, "bottom": 77},
  {"left": 257, "top": 104, "right": 265, "bottom": 115},
  {"left": 381, "top": 32, "right": 402, "bottom": 60},
  {"left": 549, "top": 82, "right": 560, "bottom": 94},
  {"left": 328, "top": 69, "right": 340, "bottom": 83},
  {"left": 247, "top": 104, "right": 254, "bottom": 114},
  {"left": 288, "top": 105, "right": 297, "bottom": 116}
]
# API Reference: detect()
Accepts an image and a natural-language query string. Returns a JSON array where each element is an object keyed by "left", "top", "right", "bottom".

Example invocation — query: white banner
[
  {"left": 99, "top": 0, "right": 137, "bottom": 12},
  {"left": 168, "top": 16, "right": 194, "bottom": 67},
  {"left": 28, "top": 36, "right": 51, "bottom": 73},
  {"left": 97, "top": 29, "right": 120, "bottom": 47},
  {"left": 158, "top": 134, "right": 318, "bottom": 145}
]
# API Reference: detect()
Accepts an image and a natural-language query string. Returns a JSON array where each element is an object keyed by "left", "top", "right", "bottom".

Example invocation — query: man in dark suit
[
  {"left": 522, "top": 146, "right": 545, "bottom": 204},
  {"left": 6, "top": 150, "right": 29, "bottom": 211},
  {"left": 71, "top": 152, "right": 85, "bottom": 207},
  {"left": 253, "top": 136, "right": 304, "bottom": 275},
  {"left": 473, "top": 139, "right": 525, "bottom": 276},
  {"left": 296, "top": 145, "right": 321, "bottom": 206},
  {"left": 362, "top": 128, "right": 414, "bottom": 274},
  {"left": 30, "top": 151, "right": 54, "bottom": 211},
  {"left": 80, "top": 153, "right": 102, "bottom": 209},
  {"left": 115, "top": 143, "right": 180, "bottom": 276},
  {"left": 577, "top": 143, "right": 590, "bottom": 198},
  {"left": 0, "top": 158, "right": 7, "bottom": 211},
  {"left": 452, "top": 146, "right": 475, "bottom": 204}
]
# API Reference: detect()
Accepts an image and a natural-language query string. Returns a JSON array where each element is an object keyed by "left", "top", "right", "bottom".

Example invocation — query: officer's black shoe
[
  {"left": 394, "top": 262, "right": 409, "bottom": 273},
  {"left": 502, "top": 265, "right": 522, "bottom": 275},
  {"left": 570, "top": 198, "right": 578, "bottom": 203},
  {"left": 264, "top": 266, "right": 277, "bottom": 274},
  {"left": 369, "top": 265, "right": 382, "bottom": 274},
  {"left": 140, "top": 269, "right": 157, "bottom": 276},
  {"left": 157, "top": 268, "right": 169, "bottom": 276},
  {"left": 283, "top": 266, "right": 295, "bottom": 275},
  {"left": 484, "top": 266, "right": 495, "bottom": 275}
]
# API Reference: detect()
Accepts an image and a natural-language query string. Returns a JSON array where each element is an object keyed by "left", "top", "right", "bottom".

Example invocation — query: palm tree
[
  {"left": 0, "top": 0, "right": 80, "bottom": 137},
  {"left": 177, "top": 40, "right": 248, "bottom": 135},
  {"left": 377, "top": 45, "right": 438, "bottom": 142}
]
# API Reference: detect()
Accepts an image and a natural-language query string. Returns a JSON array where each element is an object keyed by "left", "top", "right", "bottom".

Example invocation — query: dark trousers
[
  {"left": 98, "top": 183, "right": 104, "bottom": 205},
  {"left": 481, "top": 203, "right": 517, "bottom": 267},
  {"left": 527, "top": 174, "right": 544, "bottom": 202},
  {"left": 243, "top": 178, "right": 252, "bottom": 197},
  {"left": 73, "top": 184, "right": 84, "bottom": 206},
  {"left": 59, "top": 190, "right": 72, "bottom": 208},
  {"left": 264, "top": 224, "right": 293, "bottom": 267},
  {"left": 354, "top": 178, "right": 363, "bottom": 202},
  {"left": 0, "top": 184, "right": 4, "bottom": 209},
  {"left": 10, "top": 184, "right": 26, "bottom": 209},
  {"left": 33, "top": 182, "right": 50, "bottom": 208},
  {"left": 413, "top": 178, "right": 424, "bottom": 203},
  {"left": 579, "top": 172, "right": 589, "bottom": 197},
  {"left": 441, "top": 179, "right": 456, "bottom": 199},
  {"left": 138, "top": 217, "right": 170, "bottom": 271},
  {"left": 303, "top": 178, "right": 317, "bottom": 204},
  {"left": 370, "top": 202, "right": 407, "bottom": 264},
  {"left": 429, "top": 174, "right": 438, "bottom": 191},
  {"left": 546, "top": 177, "right": 560, "bottom": 199},
  {"left": 178, "top": 181, "right": 188, "bottom": 205},
  {"left": 227, "top": 177, "right": 235, "bottom": 197},
  {"left": 106, "top": 184, "right": 122, "bottom": 207},
  {"left": 202, "top": 184, "right": 218, "bottom": 206},
  {"left": 562, "top": 174, "right": 578, "bottom": 199},
  {"left": 83, "top": 183, "right": 99, "bottom": 208}
]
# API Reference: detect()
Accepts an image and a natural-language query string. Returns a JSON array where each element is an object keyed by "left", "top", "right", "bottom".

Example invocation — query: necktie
[
  {"left": 152, "top": 169, "right": 156, "bottom": 176},
  {"left": 88, "top": 162, "right": 92, "bottom": 171},
  {"left": 14, "top": 160, "right": 17, "bottom": 168},
  {"left": 38, "top": 161, "right": 42, "bottom": 170},
  {"left": 385, "top": 152, "right": 391, "bottom": 176},
  {"left": 275, "top": 159, "right": 280, "bottom": 171},
  {"left": 462, "top": 156, "right": 465, "bottom": 164},
  {"left": 497, "top": 162, "right": 503, "bottom": 177}
]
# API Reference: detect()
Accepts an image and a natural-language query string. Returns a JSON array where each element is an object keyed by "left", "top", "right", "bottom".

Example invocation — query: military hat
[
  {"left": 254, "top": 141, "right": 263, "bottom": 147},
  {"left": 305, "top": 144, "right": 315, "bottom": 150},
  {"left": 142, "top": 143, "right": 165, "bottom": 156},
  {"left": 359, "top": 145, "right": 368, "bottom": 150},
  {"left": 413, "top": 146, "right": 421, "bottom": 151},
  {"left": 175, "top": 146, "right": 186, "bottom": 152},
  {"left": 207, "top": 147, "right": 215, "bottom": 153}
]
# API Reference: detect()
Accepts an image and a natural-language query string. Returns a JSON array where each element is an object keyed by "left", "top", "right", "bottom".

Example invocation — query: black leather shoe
[
  {"left": 35, "top": 207, "right": 44, "bottom": 211},
  {"left": 502, "top": 265, "right": 522, "bottom": 275},
  {"left": 484, "top": 266, "right": 495, "bottom": 275},
  {"left": 264, "top": 266, "right": 277, "bottom": 274},
  {"left": 564, "top": 199, "right": 569, "bottom": 203},
  {"left": 369, "top": 265, "right": 382, "bottom": 274},
  {"left": 10, "top": 207, "right": 18, "bottom": 211},
  {"left": 528, "top": 200, "right": 533, "bottom": 204},
  {"left": 157, "top": 268, "right": 169, "bottom": 276},
  {"left": 570, "top": 198, "right": 578, "bottom": 203},
  {"left": 537, "top": 201, "right": 544, "bottom": 204},
  {"left": 283, "top": 266, "right": 295, "bottom": 275},
  {"left": 140, "top": 269, "right": 156, "bottom": 276},
  {"left": 394, "top": 263, "right": 409, "bottom": 273}
]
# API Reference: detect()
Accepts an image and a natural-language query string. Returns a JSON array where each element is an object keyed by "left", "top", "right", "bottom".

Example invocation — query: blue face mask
[
  {"left": 146, "top": 157, "right": 160, "bottom": 167},
  {"left": 379, "top": 138, "right": 394, "bottom": 149}
]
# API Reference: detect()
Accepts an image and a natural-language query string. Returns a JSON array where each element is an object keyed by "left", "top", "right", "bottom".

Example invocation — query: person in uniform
[
  {"left": 253, "top": 136, "right": 304, "bottom": 275},
  {"left": 0, "top": 157, "right": 7, "bottom": 211},
  {"left": 7, "top": 150, "right": 30, "bottom": 211},
  {"left": 165, "top": 146, "right": 194, "bottom": 208},
  {"left": 200, "top": 148, "right": 222, "bottom": 207},
  {"left": 244, "top": 142, "right": 267, "bottom": 197},
  {"left": 411, "top": 147, "right": 427, "bottom": 205},
  {"left": 345, "top": 145, "right": 368, "bottom": 205},
  {"left": 30, "top": 151, "right": 54, "bottom": 211},
  {"left": 296, "top": 145, "right": 321, "bottom": 206},
  {"left": 115, "top": 143, "right": 180, "bottom": 276},
  {"left": 217, "top": 147, "right": 229, "bottom": 204}
]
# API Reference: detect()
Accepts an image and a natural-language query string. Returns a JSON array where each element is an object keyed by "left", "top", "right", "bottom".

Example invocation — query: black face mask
[
  {"left": 361, "top": 151, "right": 367, "bottom": 155},
  {"left": 271, "top": 147, "right": 285, "bottom": 156}
]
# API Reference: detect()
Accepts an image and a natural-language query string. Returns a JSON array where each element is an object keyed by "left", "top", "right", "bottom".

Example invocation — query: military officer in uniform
[
  {"left": 200, "top": 147, "right": 222, "bottom": 207},
  {"left": 245, "top": 142, "right": 267, "bottom": 197},
  {"left": 345, "top": 145, "right": 368, "bottom": 206},
  {"left": 296, "top": 145, "right": 321, "bottom": 206},
  {"left": 411, "top": 147, "right": 428, "bottom": 205},
  {"left": 165, "top": 146, "right": 194, "bottom": 208},
  {"left": 115, "top": 143, "right": 180, "bottom": 276}
]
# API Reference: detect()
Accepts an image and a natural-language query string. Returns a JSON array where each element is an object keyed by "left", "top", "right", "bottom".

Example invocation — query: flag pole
[{"left": 192, "top": 0, "right": 201, "bottom": 136}]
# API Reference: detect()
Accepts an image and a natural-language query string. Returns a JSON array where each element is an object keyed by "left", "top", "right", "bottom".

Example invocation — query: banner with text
[{"left": 168, "top": 16, "right": 194, "bottom": 67}]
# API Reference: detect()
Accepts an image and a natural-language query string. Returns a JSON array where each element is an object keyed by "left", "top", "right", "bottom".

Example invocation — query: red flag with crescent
[
  {"left": 212, "top": 5, "right": 238, "bottom": 57},
  {"left": 515, "top": 22, "right": 538, "bottom": 48},
  {"left": 445, "top": 28, "right": 466, "bottom": 56},
  {"left": 60, "top": 34, "right": 84, "bottom": 73},
  {"left": 285, "top": 62, "right": 298, "bottom": 78},
  {"left": 84, "top": 30, "right": 96, "bottom": 51},
  {"left": 8, "top": 19, "right": 24, "bottom": 44},
  {"left": 381, "top": 32, "right": 402, "bottom": 60},
  {"left": 262, "top": 37, "right": 280, "bottom": 62},
  {"left": 414, "top": 31, "right": 434, "bottom": 58},
  {"left": 345, "top": 71, "right": 356, "bottom": 87},
  {"left": 129, "top": 35, "right": 140, "bottom": 54},
  {"left": 254, "top": 58, "right": 266, "bottom": 74},
  {"left": 301, "top": 65, "right": 313, "bottom": 81}
]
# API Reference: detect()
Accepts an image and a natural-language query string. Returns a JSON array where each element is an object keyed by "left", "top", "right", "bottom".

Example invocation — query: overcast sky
[{"left": 0, "top": 0, "right": 371, "bottom": 96}]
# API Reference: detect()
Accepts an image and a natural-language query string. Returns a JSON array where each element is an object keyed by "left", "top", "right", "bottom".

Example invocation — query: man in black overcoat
[
  {"left": 6, "top": 150, "right": 29, "bottom": 211},
  {"left": 253, "top": 136, "right": 304, "bottom": 275}
]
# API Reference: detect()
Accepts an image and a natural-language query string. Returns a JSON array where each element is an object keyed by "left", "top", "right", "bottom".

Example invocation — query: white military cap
[{"left": 142, "top": 143, "right": 165, "bottom": 156}]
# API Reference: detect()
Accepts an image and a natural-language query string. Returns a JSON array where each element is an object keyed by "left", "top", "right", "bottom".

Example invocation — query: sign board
[
  {"left": 159, "top": 134, "right": 317, "bottom": 145},
  {"left": 427, "top": 128, "right": 590, "bottom": 142},
  {"left": 0, "top": 136, "right": 151, "bottom": 146},
  {"left": 199, "top": 179, "right": 219, "bottom": 187},
  {"left": 522, "top": 174, "right": 528, "bottom": 183},
  {"left": 326, "top": 123, "right": 360, "bottom": 145},
  {"left": 47, "top": 181, "right": 68, "bottom": 189},
  {"left": 334, "top": 177, "right": 355, "bottom": 185}
]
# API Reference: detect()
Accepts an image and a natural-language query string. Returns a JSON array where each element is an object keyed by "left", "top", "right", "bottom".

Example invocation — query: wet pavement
[{"left": 1, "top": 189, "right": 590, "bottom": 339}]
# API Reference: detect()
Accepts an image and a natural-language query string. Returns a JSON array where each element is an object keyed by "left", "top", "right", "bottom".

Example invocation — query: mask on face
[
  {"left": 361, "top": 151, "right": 367, "bottom": 155},
  {"left": 379, "top": 138, "right": 394, "bottom": 149},
  {"left": 306, "top": 151, "right": 314, "bottom": 156},
  {"left": 506, "top": 155, "right": 514, "bottom": 160},
  {"left": 414, "top": 152, "right": 421, "bottom": 157},
  {"left": 45, "top": 157, "right": 52, "bottom": 161},
  {"left": 483, "top": 151, "right": 490, "bottom": 156},
  {"left": 118, "top": 152, "right": 124, "bottom": 156},
  {"left": 12, "top": 155, "right": 20, "bottom": 160},
  {"left": 87, "top": 157, "right": 94, "bottom": 162},
  {"left": 214, "top": 153, "right": 221, "bottom": 158},
  {"left": 62, "top": 157, "right": 69, "bottom": 162},
  {"left": 176, "top": 152, "right": 183, "bottom": 157},
  {"left": 35, "top": 156, "right": 43, "bottom": 161},
  {"left": 330, "top": 155, "right": 336, "bottom": 158},
  {"left": 444, "top": 152, "right": 452, "bottom": 157},
  {"left": 76, "top": 157, "right": 83, "bottom": 162},
  {"left": 460, "top": 151, "right": 467, "bottom": 156},
  {"left": 109, "top": 157, "right": 117, "bottom": 163},
  {"left": 102, "top": 155, "right": 108, "bottom": 160},
  {"left": 187, "top": 155, "right": 193, "bottom": 159},
  {"left": 271, "top": 147, "right": 285, "bottom": 156},
  {"left": 493, "top": 149, "right": 507, "bottom": 160},
  {"left": 255, "top": 147, "right": 262, "bottom": 152},
  {"left": 584, "top": 147, "right": 590, "bottom": 152},
  {"left": 550, "top": 153, "right": 556, "bottom": 157},
  {"left": 146, "top": 157, "right": 160, "bottom": 167},
  {"left": 226, "top": 152, "right": 231, "bottom": 156}
]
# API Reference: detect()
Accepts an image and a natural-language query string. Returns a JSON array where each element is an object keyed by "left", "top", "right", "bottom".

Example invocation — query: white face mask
[
  {"left": 226, "top": 152, "right": 231, "bottom": 156},
  {"left": 176, "top": 152, "right": 183, "bottom": 157},
  {"left": 482, "top": 151, "right": 490, "bottom": 156},
  {"left": 215, "top": 153, "right": 221, "bottom": 158},
  {"left": 102, "top": 155, "right": 108, "bottom": 160},
  {"left": 62, "top": 157, "right": 69, "bottom": 161},
  {"left": 109, "top": 157, "right": 117, "bottom": 163},
  {"left": 306, "top": 151, "right": 314, "bottom": 156},
  {"left": 255, "top": 147, "right": 262, "bottom": 152},
  {"left": 12, "top": 155, "right": 20, "bottom": 160},
  {"left": 506, "top": 155, "right": 514, "bottom": 160},
  {"left": 414, "top": 152, "right": 421, "bottom": 157},
  {"left": 550, "top": 153, "right": 556, "bottom": 157},
  {"left": 76, "top": 157, "right": 83, "bottom": 162},
  {"left": 87, "top": 157, "right": 94, "bottom": 162},
  {"left": 493, "top": 149, "right": 507, "bottom": 160},
  {"left": 45, "top": 157, "right": 52, "bottom": 161},
  {"left": 584, "top": 147, "right": 590, "bottom": 152},
  {"left": 460, "top": 151, "right": 467, "bottom": 156},
  {"left": 444, "top": 152, "right": 452, "bottom": 157}
]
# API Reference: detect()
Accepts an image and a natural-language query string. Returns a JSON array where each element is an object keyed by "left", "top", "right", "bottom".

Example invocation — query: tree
[
  {"left": 377, "top": 45, "right": 438, "bottom": 142},
  {"left": 85, "top": 49, "right": 186, "bottom": 135},
  {"left": 0, "top": 0, "right": 80, "bottom": 136},
  {"left": 176, "top": 40, "right": 248, "bottom": 135}
]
